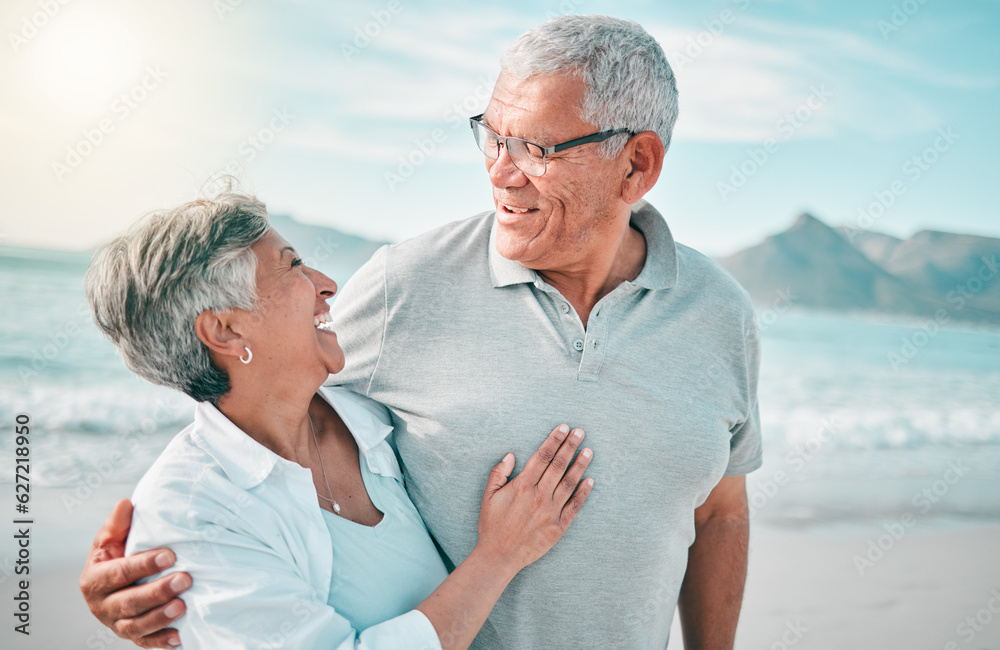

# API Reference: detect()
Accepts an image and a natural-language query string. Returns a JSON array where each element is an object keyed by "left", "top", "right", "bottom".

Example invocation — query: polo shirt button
[
  {"left": 573, "top": 339, "right": 585, "bottom": 351},
  {"left": 560, "top": 303, "right": 571, "bottom": 314}
]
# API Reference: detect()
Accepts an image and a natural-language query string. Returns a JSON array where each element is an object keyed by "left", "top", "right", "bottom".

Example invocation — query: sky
[{"left": 0, "top": 0, "right": 997, "bottom": 257}]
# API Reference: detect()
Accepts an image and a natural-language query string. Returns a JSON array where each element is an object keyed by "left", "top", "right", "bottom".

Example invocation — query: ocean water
[
  {"left": 1, "top": 249, "right": 998, "bottom": 537},
  {"left": 753, "top": 312, "right": 1000, "bottom": 529}
]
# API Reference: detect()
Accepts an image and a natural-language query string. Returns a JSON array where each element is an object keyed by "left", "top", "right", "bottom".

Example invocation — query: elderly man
[{"left": 81, "top": 14, "right": 760, "bottom": 649}]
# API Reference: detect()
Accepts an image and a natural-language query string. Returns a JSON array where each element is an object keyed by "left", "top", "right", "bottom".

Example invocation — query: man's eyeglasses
[{"left": 469, "top": 114, "right": 633, "bottom": 177}]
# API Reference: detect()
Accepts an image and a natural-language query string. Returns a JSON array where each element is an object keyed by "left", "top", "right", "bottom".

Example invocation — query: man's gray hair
[
  {"left": 85, "top": 192, "right": 270, "bottom": 404},
  {"left": 501, "top": 14, "right": 679, "bottom": 157}
]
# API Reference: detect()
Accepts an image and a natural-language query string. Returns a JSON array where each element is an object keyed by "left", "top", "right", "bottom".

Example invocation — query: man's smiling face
[{"left": 483, "top": 71, "right": 632, "bottom": 274}]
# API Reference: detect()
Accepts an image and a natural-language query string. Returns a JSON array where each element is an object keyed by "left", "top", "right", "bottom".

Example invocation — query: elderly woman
[{"left": 82, "top": 192, "right": 593, "bottom": 649}]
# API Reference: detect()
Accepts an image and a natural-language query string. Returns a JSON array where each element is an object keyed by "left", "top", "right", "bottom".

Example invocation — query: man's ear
[
  {"left": 621, "top": 131, "right": 665, "bottom": 205},
  {"left": 195, "top": 309, "right": 246, "bottom": 361}
]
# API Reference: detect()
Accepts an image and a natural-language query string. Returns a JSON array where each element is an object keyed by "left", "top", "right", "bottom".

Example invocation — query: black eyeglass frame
[{"left": 469, "top": 113, "right": 634, "bottom": 176}]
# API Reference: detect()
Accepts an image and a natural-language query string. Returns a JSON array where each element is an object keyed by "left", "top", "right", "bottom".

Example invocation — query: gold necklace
[{"left": 308, "top": 414, "right": 341, "bottom": 515}]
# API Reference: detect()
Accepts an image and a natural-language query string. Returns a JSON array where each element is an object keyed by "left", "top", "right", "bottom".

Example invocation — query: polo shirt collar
[
  {"left": 488, "top": 217, "right": 537, "bottom": 287},
  {"left": 629, "top": 200, "right": 678, "bottom": 290},
  {"left": 190, "top": 386, "right": 395, "bottom": 490},
  {"left": 487, "top": 200, "right": 678, "bottom": 290}
]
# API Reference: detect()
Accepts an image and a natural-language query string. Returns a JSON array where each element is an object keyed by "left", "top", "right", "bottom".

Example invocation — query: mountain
[
  {"left": 718, "top": 214, "right": 931, "bottom": 313},
  {"left": 718, "top": 214, "right": 1000, "bottom": 324},
  {"left": 0, "top": 215, "right": 390, "bottom": 282},
  {"left": 835, "top": 226, "right": 902, "bottom": 266},
  {"left": 879, "top": 230, "right": 1000, "bottom": 315},
  {"left": 267, "top": 214, "right": 390, "bottom": 279}
]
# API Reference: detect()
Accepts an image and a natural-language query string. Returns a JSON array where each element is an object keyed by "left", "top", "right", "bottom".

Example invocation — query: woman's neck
[{"left": 216, "top": 382, "right": 320, "bottom": 463}]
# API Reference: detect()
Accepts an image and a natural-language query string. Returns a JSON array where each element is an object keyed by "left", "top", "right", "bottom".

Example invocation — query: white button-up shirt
[{"left": 126, "top": 386, "right": 443, "bottom": 649}]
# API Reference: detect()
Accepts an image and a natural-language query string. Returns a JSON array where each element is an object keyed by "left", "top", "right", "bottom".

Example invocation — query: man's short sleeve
[
  {"left": 326, "top": 245, "right": 389, "bottom": 395},
  {"left": 725, "top": 315, "right": 763, "bottom": 476}
]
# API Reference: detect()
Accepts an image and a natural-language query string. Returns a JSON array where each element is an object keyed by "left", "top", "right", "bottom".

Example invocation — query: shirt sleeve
[
  {"left": 725, "top": 313, "right": 763, "bottom": 476},
  {"left": 127, "top": 486, "right": 441, "bottom": 650},
  {"left": 326, "top": 245, "right": 390, "bottom": 396}
]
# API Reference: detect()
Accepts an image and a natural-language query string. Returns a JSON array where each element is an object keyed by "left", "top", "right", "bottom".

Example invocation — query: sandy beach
[
  {"left": 730, "top": 523, "right": 1000, "bottom": 650},
  {"left": 4, "top": 486, "right": 998, "bottom": 649}
]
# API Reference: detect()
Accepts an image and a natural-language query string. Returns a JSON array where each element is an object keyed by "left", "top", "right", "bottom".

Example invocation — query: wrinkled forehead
[{"left": 484, "top": 71, "right": 588, "bottom": 140}]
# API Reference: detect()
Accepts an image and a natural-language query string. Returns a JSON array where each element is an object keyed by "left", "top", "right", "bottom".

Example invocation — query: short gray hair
[
  {"left": 85, "top": 192, "right": 270, "bottom": 404},
  {"left": 501, "top": 14, "right": 679, "bottom": 157}
]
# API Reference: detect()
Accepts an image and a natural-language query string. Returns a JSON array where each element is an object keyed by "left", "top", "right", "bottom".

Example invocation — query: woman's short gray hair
[
  {"left": 500, "top": 14, "right": 679, "bottom": 157},
  {"left": 85, "top": 192, "right": 270, "bottom": 404}
]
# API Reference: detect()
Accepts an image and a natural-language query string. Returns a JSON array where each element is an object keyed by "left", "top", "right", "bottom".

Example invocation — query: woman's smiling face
[{"left": 244, "top": 229, "right": 344, "bottom": 381}]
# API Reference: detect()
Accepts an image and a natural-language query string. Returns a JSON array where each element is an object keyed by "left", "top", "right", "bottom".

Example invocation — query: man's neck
[{"left": 537, "top": 224, "right": 647, "bottom": 328}]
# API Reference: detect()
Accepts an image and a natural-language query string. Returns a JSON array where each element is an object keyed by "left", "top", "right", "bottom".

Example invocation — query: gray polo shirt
[{"left": 328, "top": 201, "right": 762, "bottom": 649}]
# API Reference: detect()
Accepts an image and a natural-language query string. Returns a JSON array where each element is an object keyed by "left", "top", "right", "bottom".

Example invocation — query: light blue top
[
  {"left": 126, "top": 385, "right": 448, "bottom": 650},
  {"left": 321, "top": 444, "right": 449, "bottom": 630}
]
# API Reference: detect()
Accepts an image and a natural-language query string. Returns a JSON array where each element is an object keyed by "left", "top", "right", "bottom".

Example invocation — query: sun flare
[{"left": 32, "top": 10, "right": 138, "bottom": 114}]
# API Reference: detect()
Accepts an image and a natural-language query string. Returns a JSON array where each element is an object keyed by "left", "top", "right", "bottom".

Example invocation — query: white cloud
[
  {"left": 651, "top": 24, "right": 830, "bottom": 142},
  {"left": 740, "top": 16, "right": 998, "bottom": 89},
  {"left": 643, "top": 15, "right": 993, "bottom": 144}
]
